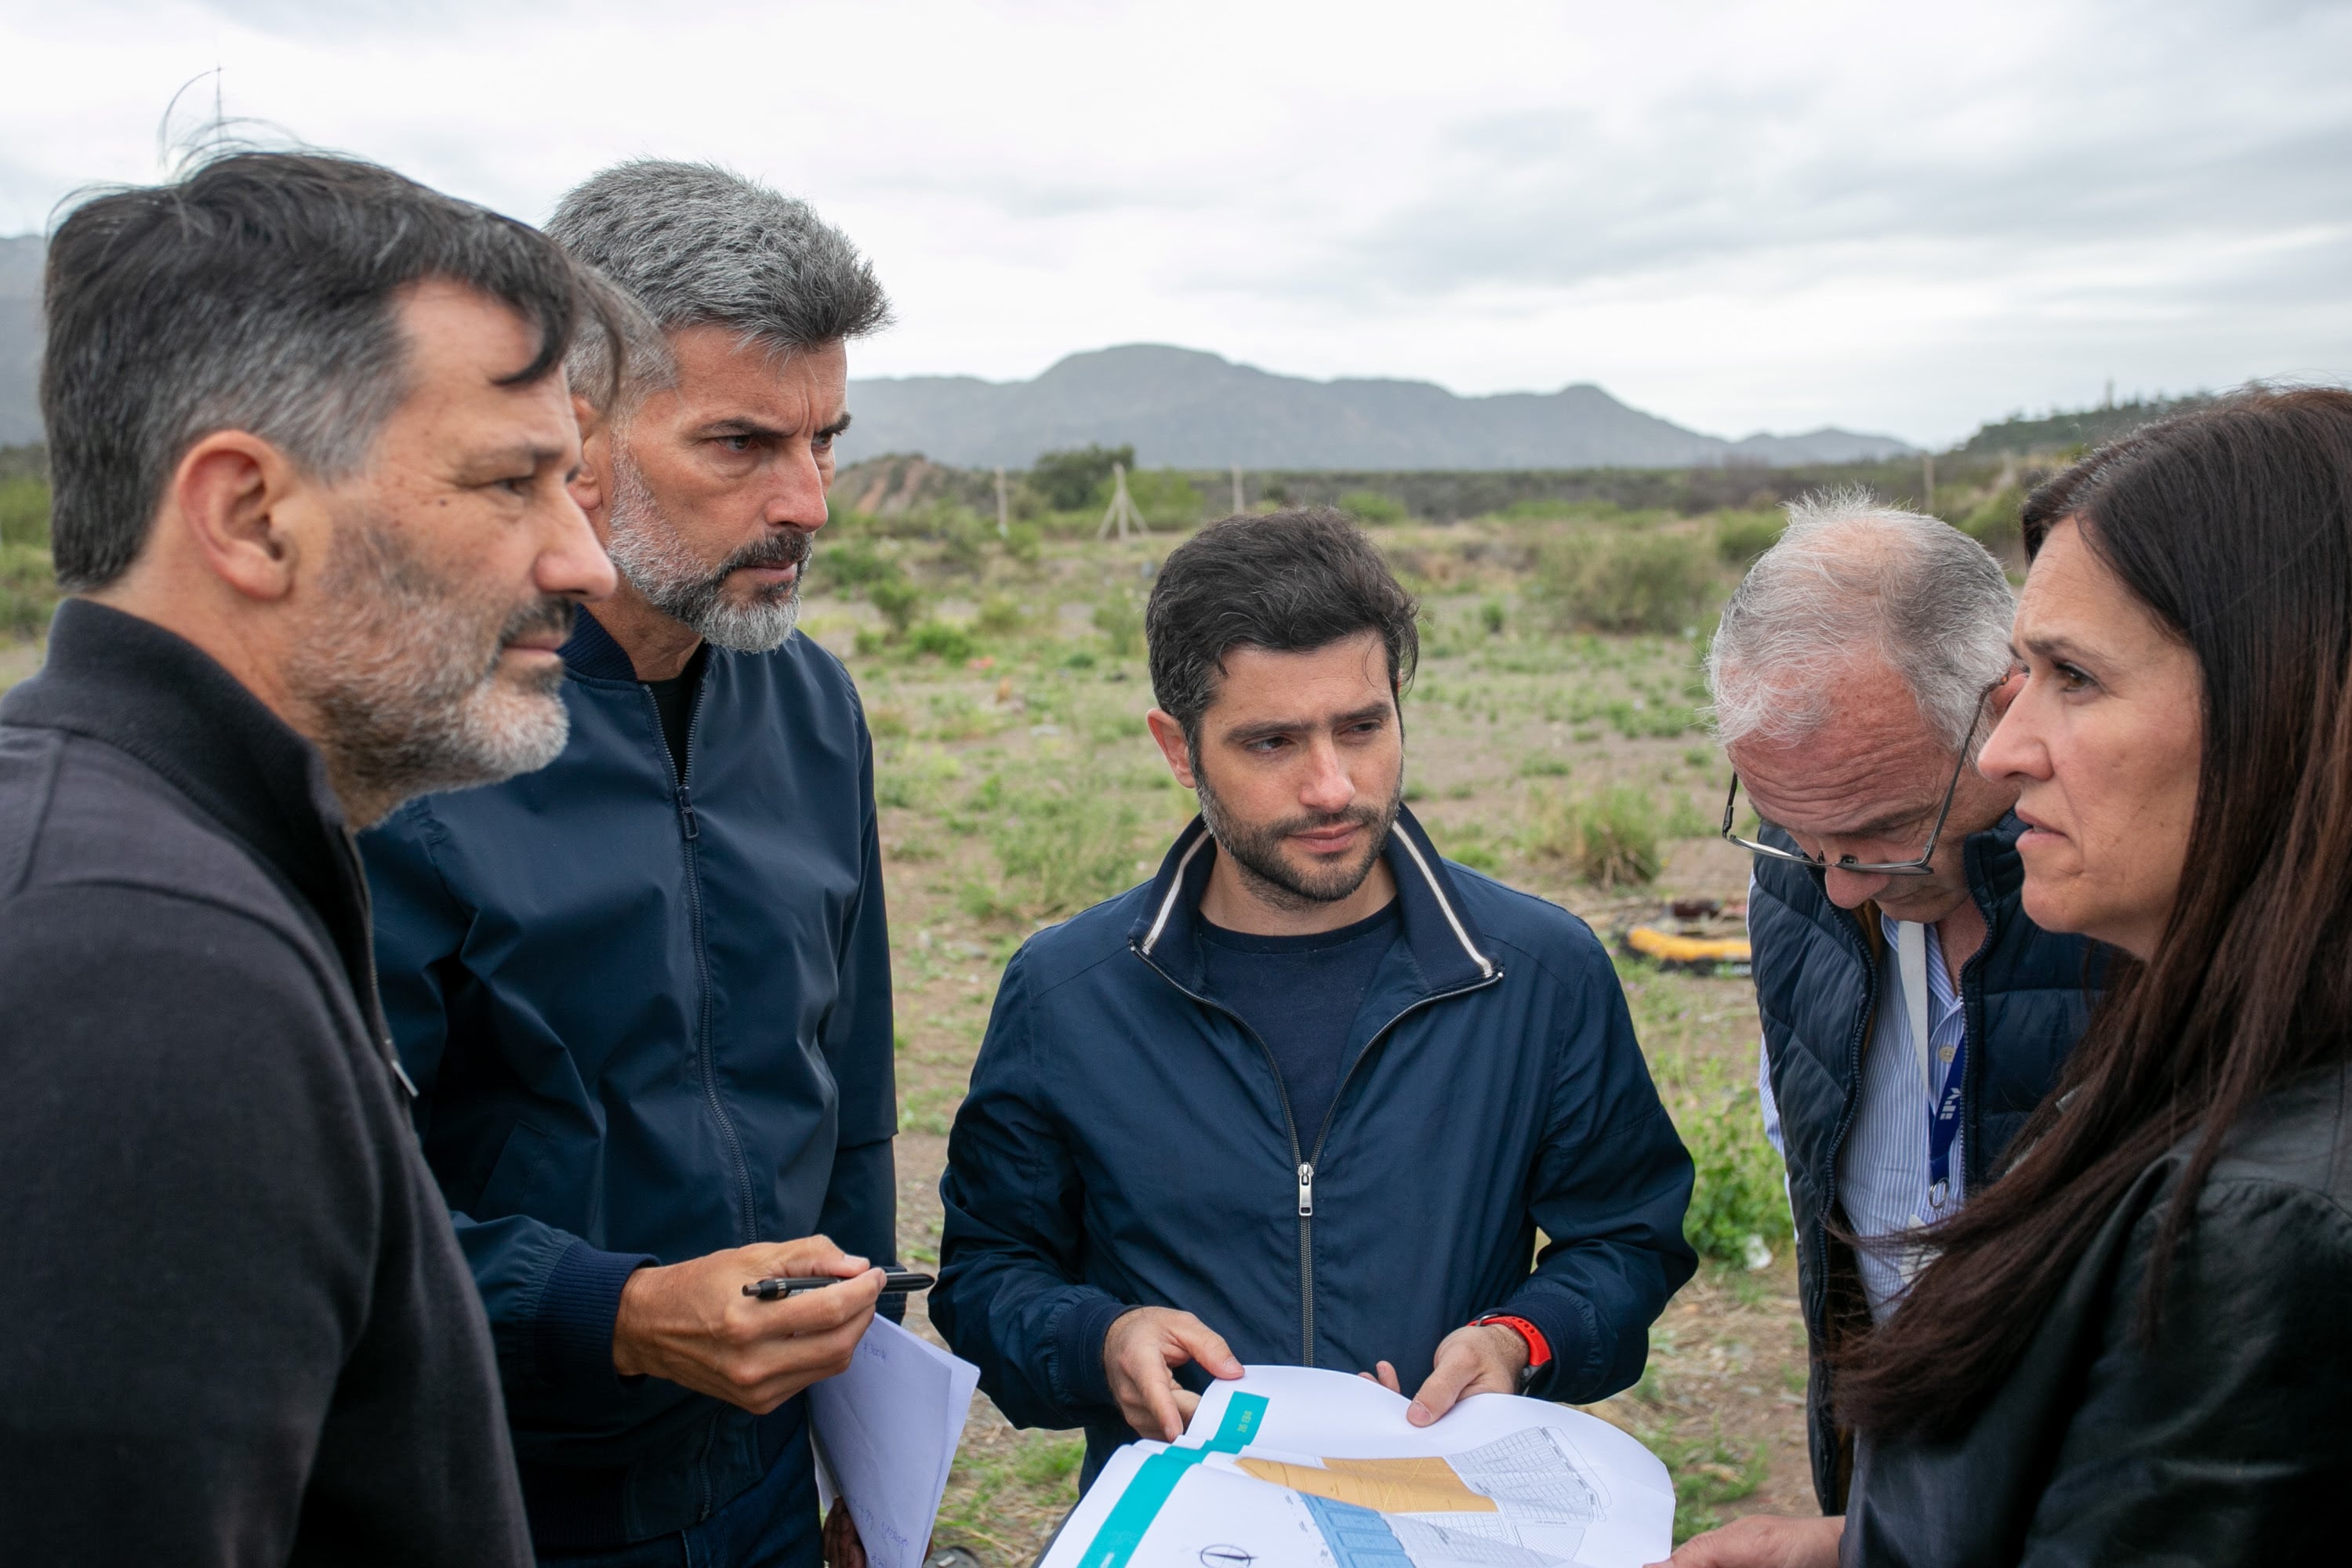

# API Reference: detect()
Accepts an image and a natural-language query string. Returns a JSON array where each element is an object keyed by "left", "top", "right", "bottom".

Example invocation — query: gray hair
[
  {"left": 546, "top": 161, "right": 890, "bottom": 406},
  {"left": 1707, "top": 489, "right": 2015, "bottom": 750}
]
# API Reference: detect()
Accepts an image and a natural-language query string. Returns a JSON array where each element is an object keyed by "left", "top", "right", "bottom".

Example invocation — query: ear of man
[
  {"left": 1146, "top": 709, "right": 1197, "bottom": 789},
  {"left": 568, "top": 391, "right": 612, "bottom": 531},
  {"left": 86, "top": 427, "right": 339, "bottom": 718},
  {"left": 161, "top": 430, "right": 318, "bottom": 604}
]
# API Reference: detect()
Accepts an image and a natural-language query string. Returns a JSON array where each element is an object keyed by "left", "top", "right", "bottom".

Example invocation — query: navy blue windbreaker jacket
[
  {"left": 931, "top": 808, "right": 1696, "bottom": 1482},
  {"left": 360, "top": 611, "right": 896, "bottom": 1549}
]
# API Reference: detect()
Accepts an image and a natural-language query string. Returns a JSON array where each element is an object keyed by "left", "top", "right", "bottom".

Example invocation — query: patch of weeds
[
  {"left": 924, "top": 691, "right": 1000, "bottom": 742},
  {"left": 1094, "top": 591, "right": 1144, "bottom": 657},
  {"left": 975, "top": 593, "right": 1029, "bottom": 637},
  {"left": 1530, "top": 530, "right": 1720, "bottom": 636},
  {"left": 960, "top": 757, "right": 1147, "bottom": 922},
  {"left": 1715, "top": 509, "right": 1785, "bottom": 565},
  {"left": 1014, "top": 1436, "right": 1085, "bottom": 1488},
  {"left": 908, "top": 620, "right": 978, "bottom": 662},
  {"left": 877, "top": 744, "right": 965, "bottom": 810},
  {"left": 869, "top": 577, "right": 924, "bottom": 636},
  {"left": 1653, "top": 1054, "right": 1795, "bottom": 1265},
  {"left": 867, "top": 705, "right": 912, "bottom": 740},
  {"left": 896, "top": 1084, "right": 960, "bottom": 1136},
  {"left": 1519, "top": 755, "right": 1573, "bottom": 778},
  {"left": 1649, "top": 1420, "right": 1769, "bottom": 1544},
  {"left": 1663, "top": 792, "right": 1713, "bottom": 840},
  {"left": 1523, "top": 785, "right": 1664, "bottom": 887}
]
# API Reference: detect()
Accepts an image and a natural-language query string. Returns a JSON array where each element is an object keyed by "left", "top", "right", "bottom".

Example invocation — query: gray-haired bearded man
[{"left": 362, "top": 162, "right": 900, "bottom": 1568}]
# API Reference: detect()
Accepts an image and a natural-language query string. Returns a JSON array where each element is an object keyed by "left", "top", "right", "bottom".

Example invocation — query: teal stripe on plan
[{"left": 1083, "top": 1395, "right": 1270, "bottom": 1568}]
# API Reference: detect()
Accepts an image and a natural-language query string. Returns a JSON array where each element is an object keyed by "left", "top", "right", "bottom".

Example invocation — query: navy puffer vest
[{"left": 1747, "top": 813, "right": 2103, "bottom": 1512}]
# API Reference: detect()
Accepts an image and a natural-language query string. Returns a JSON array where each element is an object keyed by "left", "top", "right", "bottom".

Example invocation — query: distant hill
[
  {"left": 0, "top": 236, "right": 41, "bottom": 448},
  {"left": 844, "top": 344, "right": 1914, "bottom": 470},
  {"left": 1956, "top": 393, "right": 2213, "bottom": 457}
]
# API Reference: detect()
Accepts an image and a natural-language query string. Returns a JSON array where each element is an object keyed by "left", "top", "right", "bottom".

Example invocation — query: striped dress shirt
[{"left": 1759, "top": 911, "right": 1968, "bottom": 1319}]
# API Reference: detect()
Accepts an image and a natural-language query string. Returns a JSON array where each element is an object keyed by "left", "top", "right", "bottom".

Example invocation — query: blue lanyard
[{"left": 1928, "top": 1029, "right": 1966, "bottom": 1204}]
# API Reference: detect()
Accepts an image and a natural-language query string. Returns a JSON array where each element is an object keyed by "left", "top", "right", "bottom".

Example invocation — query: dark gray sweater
[{"left": 0, "top": 600, "right": 531, "bottom": 1566}]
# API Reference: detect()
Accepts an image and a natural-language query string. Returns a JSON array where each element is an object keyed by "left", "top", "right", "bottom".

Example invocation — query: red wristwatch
[{"left": 1472, "top": 1314, "right": 1552, "bottom": 1388}]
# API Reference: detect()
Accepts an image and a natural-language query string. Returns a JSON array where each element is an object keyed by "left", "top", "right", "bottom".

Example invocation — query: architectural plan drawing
[{"left": 1037, "top": 1367, "right": 1673, "bottom": 1568}]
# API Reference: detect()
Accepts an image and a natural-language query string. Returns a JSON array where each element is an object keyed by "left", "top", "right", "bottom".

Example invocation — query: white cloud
[{"left": 1, "top": 0, "right": 2346, "bottom": 446}]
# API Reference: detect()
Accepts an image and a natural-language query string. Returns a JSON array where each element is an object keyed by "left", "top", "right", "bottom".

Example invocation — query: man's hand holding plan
[{"left": 1040, "top": 1366, "right": 1675, "bottom": 1568}]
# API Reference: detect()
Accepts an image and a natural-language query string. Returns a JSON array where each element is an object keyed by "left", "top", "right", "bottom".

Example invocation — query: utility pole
[
  {"left": 1231, "top": 463, "right": 1245, "bottom": 516},
  {"left": 1922, "top": 452, "right": 1936, "bottom": 515},
  {"left": 1097, "top": 462, "right": 1148, "bottom": 542},
  {"left": 994, "top": 466, "right": 1010, "bottom": 539}
]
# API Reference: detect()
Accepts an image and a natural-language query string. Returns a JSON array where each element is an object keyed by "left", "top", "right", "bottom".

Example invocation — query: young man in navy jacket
[
  {"left": 933, "top": 510, "right": 1697, "bottom": 1483},
  {"left": 363, "top": 163, "right": 898, "bottom": 1567}
]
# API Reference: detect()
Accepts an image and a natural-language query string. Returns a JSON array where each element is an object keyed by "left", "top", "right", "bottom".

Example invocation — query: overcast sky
[{"left": 4, "top": 0, "right": 2347, "bottom": 448}]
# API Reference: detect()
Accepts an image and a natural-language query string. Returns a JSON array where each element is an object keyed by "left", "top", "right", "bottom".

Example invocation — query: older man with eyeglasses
[{"left": 1693, "top": 493, "right": 2107, "bottom": 1546}]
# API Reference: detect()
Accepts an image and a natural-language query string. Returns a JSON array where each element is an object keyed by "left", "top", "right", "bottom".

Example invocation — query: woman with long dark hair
[{"left": 1664, "top": 388, "right": 2352, "bottom": 1566}]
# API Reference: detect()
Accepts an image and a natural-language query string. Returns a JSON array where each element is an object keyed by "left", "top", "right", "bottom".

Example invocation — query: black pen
[{"left": 742, "top": 1270, "right": 936, "bottom": 1301}]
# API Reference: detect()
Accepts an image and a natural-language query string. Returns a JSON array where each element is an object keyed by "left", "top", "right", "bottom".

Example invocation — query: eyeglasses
[
  {"left": 1719, "top": 745, "right": 1967, "bottom": 878},
  {"left": 1722, "top": 675, "right": 2012, "bottom": 877}
]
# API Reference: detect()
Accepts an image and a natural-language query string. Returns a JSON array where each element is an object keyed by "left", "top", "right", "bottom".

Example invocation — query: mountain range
[
  {"left": 0, "top": 233, "right": 1911, "bottom": 467},
  {"left": 844, "top": 344, "right": 1914, "bottom": 470}
]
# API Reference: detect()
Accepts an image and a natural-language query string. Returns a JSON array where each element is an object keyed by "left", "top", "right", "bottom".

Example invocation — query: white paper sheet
[
  {"left": 1039, "top": 1366, "right": 1674, "bottom": 1568},
  {"left": 808, "top": 1317, "right": 982, "bottom": 1568}
]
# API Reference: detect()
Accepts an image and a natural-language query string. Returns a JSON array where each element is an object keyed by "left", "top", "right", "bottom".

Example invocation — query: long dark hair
[{"left": 1834, "top": 387, "right": 2352, "bottom": 1439}]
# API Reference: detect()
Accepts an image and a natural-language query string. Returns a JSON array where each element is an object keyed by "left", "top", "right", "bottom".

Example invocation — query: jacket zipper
[
  {"left": 1131, "top": 942, "right": 1501, "bottom": 1365},
  {"left": 651, "top": 675, "right": 760, "bottom": 1247}
]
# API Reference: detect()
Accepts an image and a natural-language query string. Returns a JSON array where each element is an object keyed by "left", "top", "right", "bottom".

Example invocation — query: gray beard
[
  {"left": 1194, "top": 759, "right": 1403, "bottom": 912},
  {"left": 605, "top": 448, "right": 806, "bottom": 654},
  {"left": 285, "top": 514, "right": 574, "bottom": 824}
]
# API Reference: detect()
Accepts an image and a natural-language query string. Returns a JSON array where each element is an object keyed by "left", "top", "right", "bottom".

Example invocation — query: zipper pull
[
  {"left": 1297, "top": 1162, "right": 1315, "bottom": 1218},
  {"left": 677, "top": 784, "right": 699, "bottom": 840}
]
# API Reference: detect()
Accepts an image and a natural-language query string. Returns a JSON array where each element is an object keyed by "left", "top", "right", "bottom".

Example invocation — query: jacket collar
[
  {"left": 558, "top": 604, "right": 647, "bottom": 683},
  {"left": 1127, "top": 803, "right": 1498, "bottom": 999},
  {"left": 2, "top": 599, "right": 359, "bottom": 929}
]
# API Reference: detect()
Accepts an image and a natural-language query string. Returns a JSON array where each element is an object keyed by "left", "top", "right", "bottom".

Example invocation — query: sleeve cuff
[
  {"left": 1051, "top": 1293, "right": 1135, "bottom": 1411},
  {"left": 1487, "top": 1290, "right": 1589, "bottom": 1400},
  {"left": 536, "top": 1240, "right": 658, "bottom": 1388}
]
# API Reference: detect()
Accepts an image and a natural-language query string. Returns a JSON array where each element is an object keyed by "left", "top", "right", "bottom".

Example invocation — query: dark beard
[{"left": 1195, "top": 764, "right": 1403, "bottom": 911}]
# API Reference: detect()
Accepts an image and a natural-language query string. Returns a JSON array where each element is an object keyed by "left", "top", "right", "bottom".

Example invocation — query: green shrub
[
  {"left": 1531, "top": 531, "right": 1718, "bottom": 635},
  {"left": 1714, "top": 509, "right": 1784, "bottom": 565},
  {"left": 1338, "top": 488, "right": 1407, "bottom": 525},
  {"left": 1478, "top": 597, "right": 1508, "bottom": 636},
  {"left": 1093, "top": 592, "right": 1144, "bottom": 658},
  {"left": 1127, "top": 468, "right": 1205, "bottom": 528},
  {"left": 1524, "top": 784, "right": 1663, "bottom": 887},
  {"left": 1663, "top": 791, "right": 1714, "bottom": 840},
  {"left": 0, "top": 542, "right": 57, "bottom": 641},
  {"left": 1668, "top": 1061, "right": 1795, "bottom": 1265},
  {"left": 1027, "top": 445, "right": 1133, "bottom": 511},
  {"left": 962, "top": 761, "right": 1145, "bottom": 921},
  {"left": 975, "top": 593, "right": 1028, "bottom": 637},
  {"left": 906, "top": 620, "right": 975, "bottom": 662},
  {"left": 0, "top": 475, "right": 50, "bottom": 548},
  {"left": 820, "top": 539, "right": 903, "bottom": 592},
  {"left": 935, "top": 512, "right": 991, "bottom": 575},
  {"left": 868, "top": 578, "right": 924, "bottom": 636},
  {"left": 1959, "top": 485, "right": 2025, "bottom": 554},
  {"left": 1003, "top": 521, "right": 1044, "bottom": 565}
]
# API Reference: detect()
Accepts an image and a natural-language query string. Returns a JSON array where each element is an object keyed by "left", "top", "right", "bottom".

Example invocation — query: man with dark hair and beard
[
  {"left": 932, "top": 509, "right": 1697, "bottom": 1486},
  {"left": 361, "top": 162, "right": 899, "bottom": 1568},
  {"left": 0, "top": 150, "right": 621, "bottom": 1563}
]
